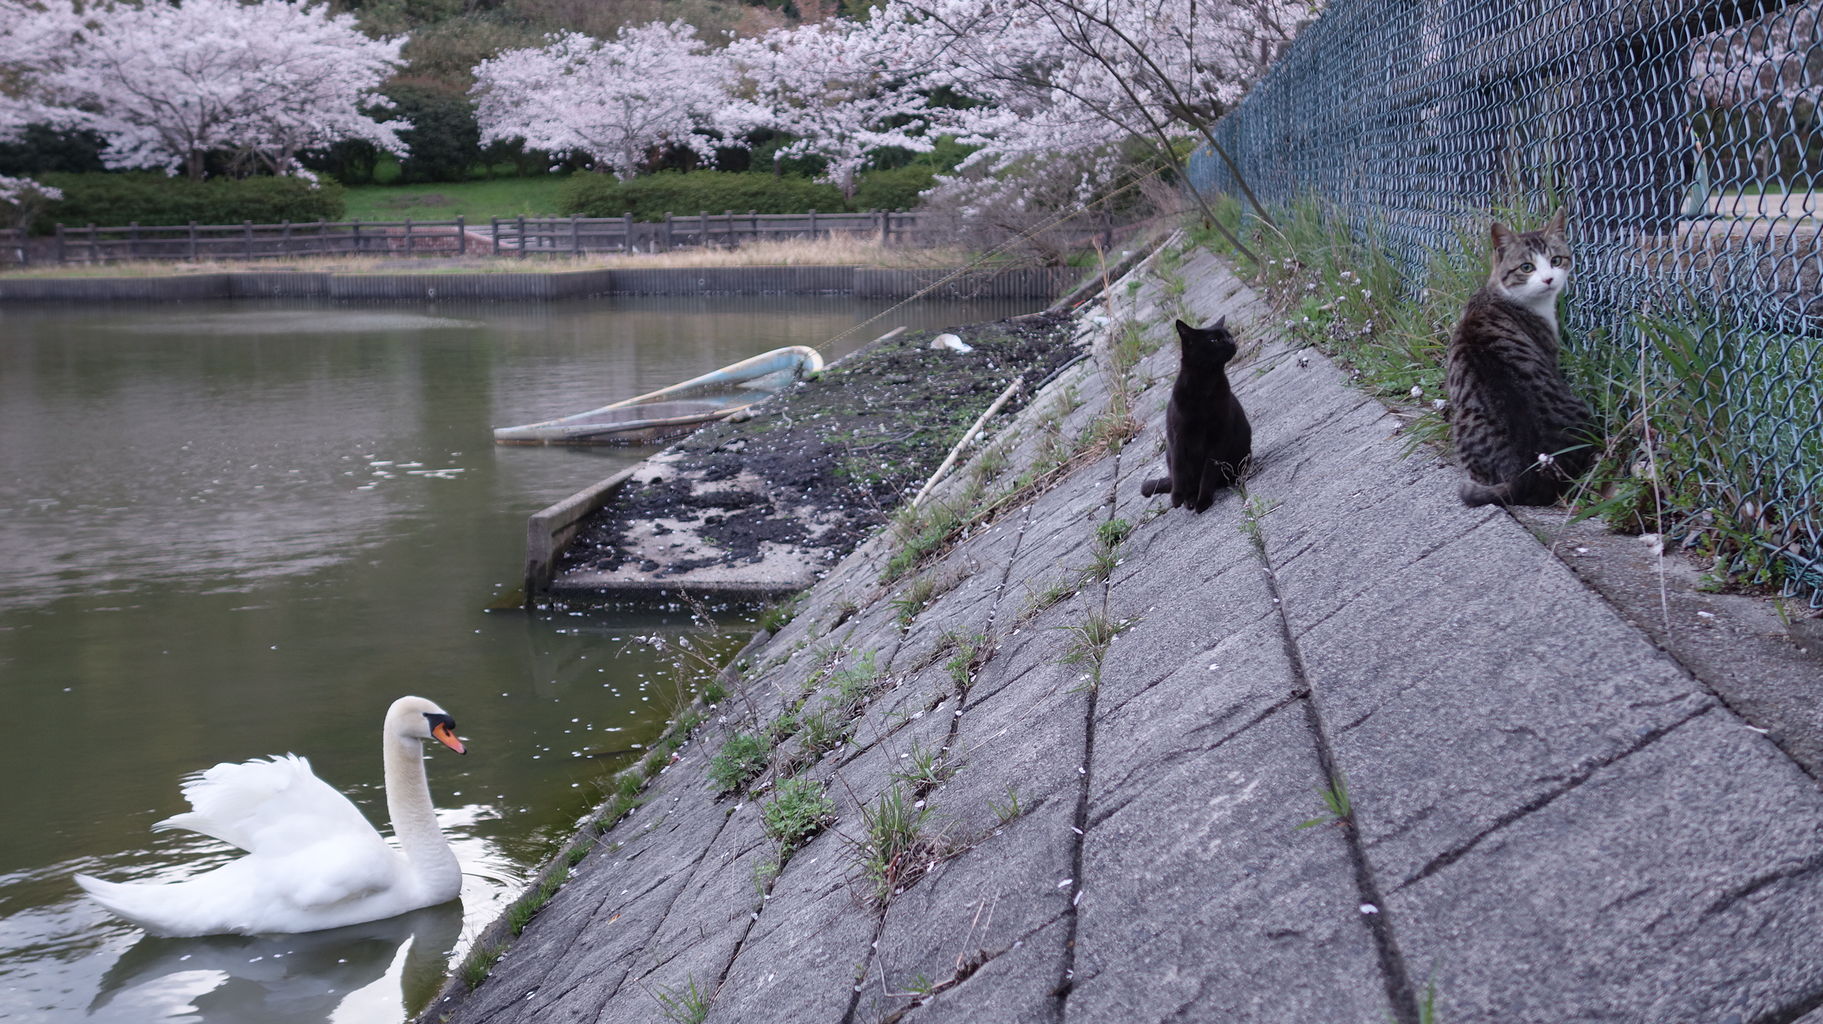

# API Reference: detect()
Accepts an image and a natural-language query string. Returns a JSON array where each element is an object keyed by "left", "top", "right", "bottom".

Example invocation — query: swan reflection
[{"left": 88, "top": 901, "right": 462, "bottom": 1024}]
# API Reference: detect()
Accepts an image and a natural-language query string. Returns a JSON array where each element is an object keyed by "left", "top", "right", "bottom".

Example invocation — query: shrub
[
  {"left": 34, "top": 172, "right": 345, "bottom": 232},
  {"left": 559, "top": 171, "right": 847, "bottom": 220},
  {"left": 851, "top": 165, "right": 937, "bottom": 211}
]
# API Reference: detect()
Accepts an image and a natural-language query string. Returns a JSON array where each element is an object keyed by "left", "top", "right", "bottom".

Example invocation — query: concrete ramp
[{"left": 424, "top": 242, "right": 1823, "bottom": 1024}]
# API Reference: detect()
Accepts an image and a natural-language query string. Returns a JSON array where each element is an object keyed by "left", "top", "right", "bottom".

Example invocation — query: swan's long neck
[{"left": 384, "top": 734, "right": 460, "bottom": 892}]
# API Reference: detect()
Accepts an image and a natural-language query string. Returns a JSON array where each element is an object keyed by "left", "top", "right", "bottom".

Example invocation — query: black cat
[{"left": 1139, "top": 318, "right": 1252, "bottom": 513}]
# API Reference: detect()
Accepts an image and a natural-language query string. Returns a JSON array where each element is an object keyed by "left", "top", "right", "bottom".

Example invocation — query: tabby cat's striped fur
[{"left": 1446, "top": 209, "right": 1594, "bottom": 507}]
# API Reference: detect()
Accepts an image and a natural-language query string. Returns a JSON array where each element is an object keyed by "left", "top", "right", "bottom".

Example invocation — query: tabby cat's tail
[
  {"left": 1459, "top": 479, "right": 1510, "bottom": 507},
  {"left": 1140, "top": 476, "right": 1171, "bottom": 497}
]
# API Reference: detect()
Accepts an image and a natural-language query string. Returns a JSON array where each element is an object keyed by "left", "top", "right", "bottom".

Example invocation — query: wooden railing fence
[{"left": 43, "top": 210, "right": 928, "bottom": 265}]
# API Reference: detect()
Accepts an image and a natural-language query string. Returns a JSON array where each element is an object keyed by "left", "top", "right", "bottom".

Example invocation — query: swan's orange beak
[{"left": 433, "top": 721, "right": 466, "bottom": 755}]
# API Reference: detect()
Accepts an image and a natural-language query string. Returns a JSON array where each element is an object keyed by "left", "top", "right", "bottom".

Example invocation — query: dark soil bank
[{"left": 555, "top": 315, "right": 1082, "bottom": 584}]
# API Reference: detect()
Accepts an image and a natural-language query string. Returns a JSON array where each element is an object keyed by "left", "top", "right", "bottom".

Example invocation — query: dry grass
[{"left": 1, "top": 236, "right": 979, "bottom": 279}]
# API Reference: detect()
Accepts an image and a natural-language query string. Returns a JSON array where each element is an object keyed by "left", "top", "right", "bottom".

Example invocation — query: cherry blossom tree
[
  {"left": 0, "top": 1, "right": 87, "bottom": 140},
  {"left": 472, "top": 21, "right": 735, "bottom": 180},
  {"left": 869, "top": 0, "right": 1316, "bottom": 254},
  {"left": 0, "top": 174, "right": 62, "bottom": 235},
  {"left": 726, "top": 18, "right": 934, "bottom": 197},
  {"left": 8, "top": 0, "right": 407, "bottom": 180}
]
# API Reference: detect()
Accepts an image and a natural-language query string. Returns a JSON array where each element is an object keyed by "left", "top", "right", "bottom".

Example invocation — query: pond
[{"left": 0, "top": 293, "right": 1039, "bottom": 1023}]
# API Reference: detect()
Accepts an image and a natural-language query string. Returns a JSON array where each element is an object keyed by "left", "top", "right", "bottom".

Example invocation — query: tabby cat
[
  {"left": 1445, "top": 209, "right": 1594, "bottom": 507},
  {"left": 1139, "top": 318, "right": 1252, "bottom": 513}
]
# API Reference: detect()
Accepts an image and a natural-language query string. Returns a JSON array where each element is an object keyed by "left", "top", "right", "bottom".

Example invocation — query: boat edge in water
[{"left": 493, "top": 345, "right": 825, "bottom": 446}]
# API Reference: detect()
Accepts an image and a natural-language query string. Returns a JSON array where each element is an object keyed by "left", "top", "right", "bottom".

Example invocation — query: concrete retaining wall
[
  {"left": 0, "top": 265, "right": 1080, "bottom": 303},
  {"left": 418, "top": 238, "right": 1823, "bottom": 1024}
]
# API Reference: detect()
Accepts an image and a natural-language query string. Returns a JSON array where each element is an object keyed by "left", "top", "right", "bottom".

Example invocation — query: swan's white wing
[{"left": 154, "top": 754, "right": 381, "bottom": 856}]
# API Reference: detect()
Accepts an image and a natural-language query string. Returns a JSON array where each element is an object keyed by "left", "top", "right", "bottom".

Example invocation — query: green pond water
[{"left": 0, "top": 294, "right": 1036, "bottom": 1023}]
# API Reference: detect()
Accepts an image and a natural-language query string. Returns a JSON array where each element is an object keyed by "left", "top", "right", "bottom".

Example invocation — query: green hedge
[
  {"left": 560, "top": 171, "right": 848, "bottom": 220},
  {"left": 558, "top": 168, "right": 937, "bottom": 219},
  {"left": 850, "top": 165, "right": 938, "bottom": 211},
  {"left": 34, "top": 173, "right": 346, "bottom": 232}
]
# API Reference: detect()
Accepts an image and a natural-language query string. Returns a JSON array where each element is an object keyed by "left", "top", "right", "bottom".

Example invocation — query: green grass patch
[
  {"left": 761, "top": 776, "right": 836, "bottom": 854},
  {"left": 340, "top": 176, "right": 572, "bottom": 223}
]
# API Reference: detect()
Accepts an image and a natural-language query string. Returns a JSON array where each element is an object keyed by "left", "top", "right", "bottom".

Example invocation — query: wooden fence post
[
  {"left": 808, "top": 208, "right": 817, "bottom": 238},
  {"left": 281, "top": 220, "right": 291, "bottom": 257},
  {"left": 352, "top": 219, "right": 362, "bottom": 254},
  {"left": 88, "top": 223, "right": 98, "bottom": 263},
  {"left": 571, "top": 214, "right": 580, "bottom": 255},
  {"left": 315, "top": 220, "right": 325, "bottom": 256},
  {"left": 663, "top": 212, "right": 673, "bottom": 252},
  {"left": 128, "top": 221, "right": 140, "bottom": 260},
  {"left": 878, "top": 210, "right": 888, "bottom": 246},
  {"left": 749, "top": 209, "right": 757, "bottom": 244},
  {"left": 404, "top": 217, "right": 414, "bottom": 256},
  {"left": 623, "top": 212, "right": 633, "bottom": 252},
  {"left": 187, "top": 221, "right": 198, "bottom": 260},
  {"left": 55, "top": 223, "right": 65, "bottom": 264},
  {"left": 516, "top": 214, "right": 527, "bottom": 259},
  {"left": 243, "top": 220, "right": 253, "bottom": 260},
  {"left": 457, "top": 215, "right": 466, "bottom": 256},
  {"left": 491, "top": 217, "right": 499, "bottom": 256}
]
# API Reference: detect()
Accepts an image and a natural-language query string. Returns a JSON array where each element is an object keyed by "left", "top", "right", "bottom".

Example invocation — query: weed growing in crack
[
  {"left": 1296, "top": 771, "right": 1353, "bottom": 830},
  {"left": 826, "top": 650, "right": 882, "bottom": 711},
  {"left": 989, "top": 784, "right": 1025, "bottom": 824},
  {"left": 709, "top": 731, "right": 772, "bottom": 794},
  {"left": 1239, "top": 492, "right": 1280, "bottom": 547},
  {"left": 757, "top": 594, "right": 804, "bottom": 634},
  {"left": 652, "top": 976, "right": 711, "bottom": 1024},
  {"left": 762, "top": 776, "right": 836, "bottom": 855},
  {"left": 891, "top": 739, "right": 952, "bottom": 791},
  {"left": 506, "top": 864, "right": 569, "bottom": 936},
  {"left": 752, "top": 854, "right": 781, "bottom": 896},
  {"left": 797, "top": 709, "right": 852, "bottom": 760},
  {"left": 1057, "top": 612, "right": 1134, "bottom": 687},
  {"left": 459, "top": 943, "right": 506, "bottom": 989},
  {"left": 891, "top": 575, "right": 941, "bottom": 628},
  {"left": 943, "top": 632, "right": 987, "bottom": 691},
  {"left": 855, "top": 785, "right": 940, "bottom": 908},
  {"left": 1022, "top": 576, "right": 1081, "bottom": 619}
]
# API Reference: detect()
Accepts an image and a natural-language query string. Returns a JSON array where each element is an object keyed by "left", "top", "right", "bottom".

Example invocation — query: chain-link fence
[{"left": 1192, "top": 0, "right": 1823, "bottom": 604}]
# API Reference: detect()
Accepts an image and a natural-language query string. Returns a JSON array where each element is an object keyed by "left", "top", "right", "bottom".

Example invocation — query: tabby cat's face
[{"left": 1489, "top": 209, "right": 1570, "bottom": 315}]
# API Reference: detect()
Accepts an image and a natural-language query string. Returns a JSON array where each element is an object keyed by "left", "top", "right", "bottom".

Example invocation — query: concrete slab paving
[{"left": 426, "top": 236, "right": 1823, "bottom": 1024}]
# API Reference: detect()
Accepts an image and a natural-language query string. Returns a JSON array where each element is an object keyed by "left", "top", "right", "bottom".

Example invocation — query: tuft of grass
[
  {"left": 459, "top": 942, "right": 507, "bottom": 989},
  {"left": 757, "top": 595, "right": 804, "bottom": 634},
  {"left": 855, "top": 786, "right": 939, "bottom": 908},
  {"left": 890, "top": 739, "right": 952, "bottom": 791},
  {"left": 1296, "top": 772, "right": 1353, "bottom": 830},
  {"left": 796, "top": 709, "right": 851, "bottom": 759},
  {"left": 709, "top": 731, "right": 772, "bottom": 794},
  {"left": 943, "top": 631, "right": 988, "bottom": 691},
  {"left": 762, "top": 776, "right": 837, "bottom": 854},
  {"left": 653, "top": 976, "right": 712, "bottom": 1024},
  {"left": 1057, "top": 611, "right": 1134, "bottom": 687},
  {"left": 988, "top": 784, "right": 1024, "bottom": 824},
  {"left": 507, "top": 865, "right": 570, "bottom": 936}
]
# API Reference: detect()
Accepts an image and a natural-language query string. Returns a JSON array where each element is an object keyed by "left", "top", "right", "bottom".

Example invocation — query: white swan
[{"left": 75, "top": 696, "right": 467, "bottom": 937}]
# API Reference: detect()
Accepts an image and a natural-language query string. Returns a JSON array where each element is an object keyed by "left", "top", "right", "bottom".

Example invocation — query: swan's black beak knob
[{"left": 425, "top": 713, "right": 466, "bottom": 755}]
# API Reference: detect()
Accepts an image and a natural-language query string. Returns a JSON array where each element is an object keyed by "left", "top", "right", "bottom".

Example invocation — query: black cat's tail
[{"left": 1140, "top": 476, "right": 1171, "bottom": 497}]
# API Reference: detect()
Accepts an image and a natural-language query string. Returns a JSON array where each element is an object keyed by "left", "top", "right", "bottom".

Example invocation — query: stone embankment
[{"left": 422, "top": 241, "right": 1823, "bottom": 1024}]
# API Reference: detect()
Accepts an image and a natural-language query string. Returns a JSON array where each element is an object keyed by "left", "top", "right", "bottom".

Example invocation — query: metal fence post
[
  {"left": 623, "top": 213, "right": 633, "bottom": 252},
  {"left": 128, "top": 221, "right": 140, "bottom": 260}
]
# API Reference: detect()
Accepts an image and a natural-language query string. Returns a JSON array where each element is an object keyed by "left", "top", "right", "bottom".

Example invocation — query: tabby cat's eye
[
  {"left": 1550, "top": 256, "right": 1569, "bottom": 267},
  {"left": 1519, "top": 262, "right": 1535, "bottom": 273}
]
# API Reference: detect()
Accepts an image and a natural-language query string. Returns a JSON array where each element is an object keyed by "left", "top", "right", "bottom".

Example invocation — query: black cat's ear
[
  {"left": 1213, "top": 316, "right": 1227, "bottom": 332},
  {"left": 1175, "top": 319, "right": 1195, "bottom": 340}
]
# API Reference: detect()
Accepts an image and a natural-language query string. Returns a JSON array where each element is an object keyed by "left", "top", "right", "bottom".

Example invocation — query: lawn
[{"left": 340, "top": 176, "right": 572, "bottom": 224}]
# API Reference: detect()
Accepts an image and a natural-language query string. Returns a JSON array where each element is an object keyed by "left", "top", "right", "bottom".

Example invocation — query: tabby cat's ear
[
  {"left": 1490, "top": 221, "right": 1515, "bottom": 251},
  {"left": 1546, "top": 208, "right": 1566, "bottom": 235}
]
